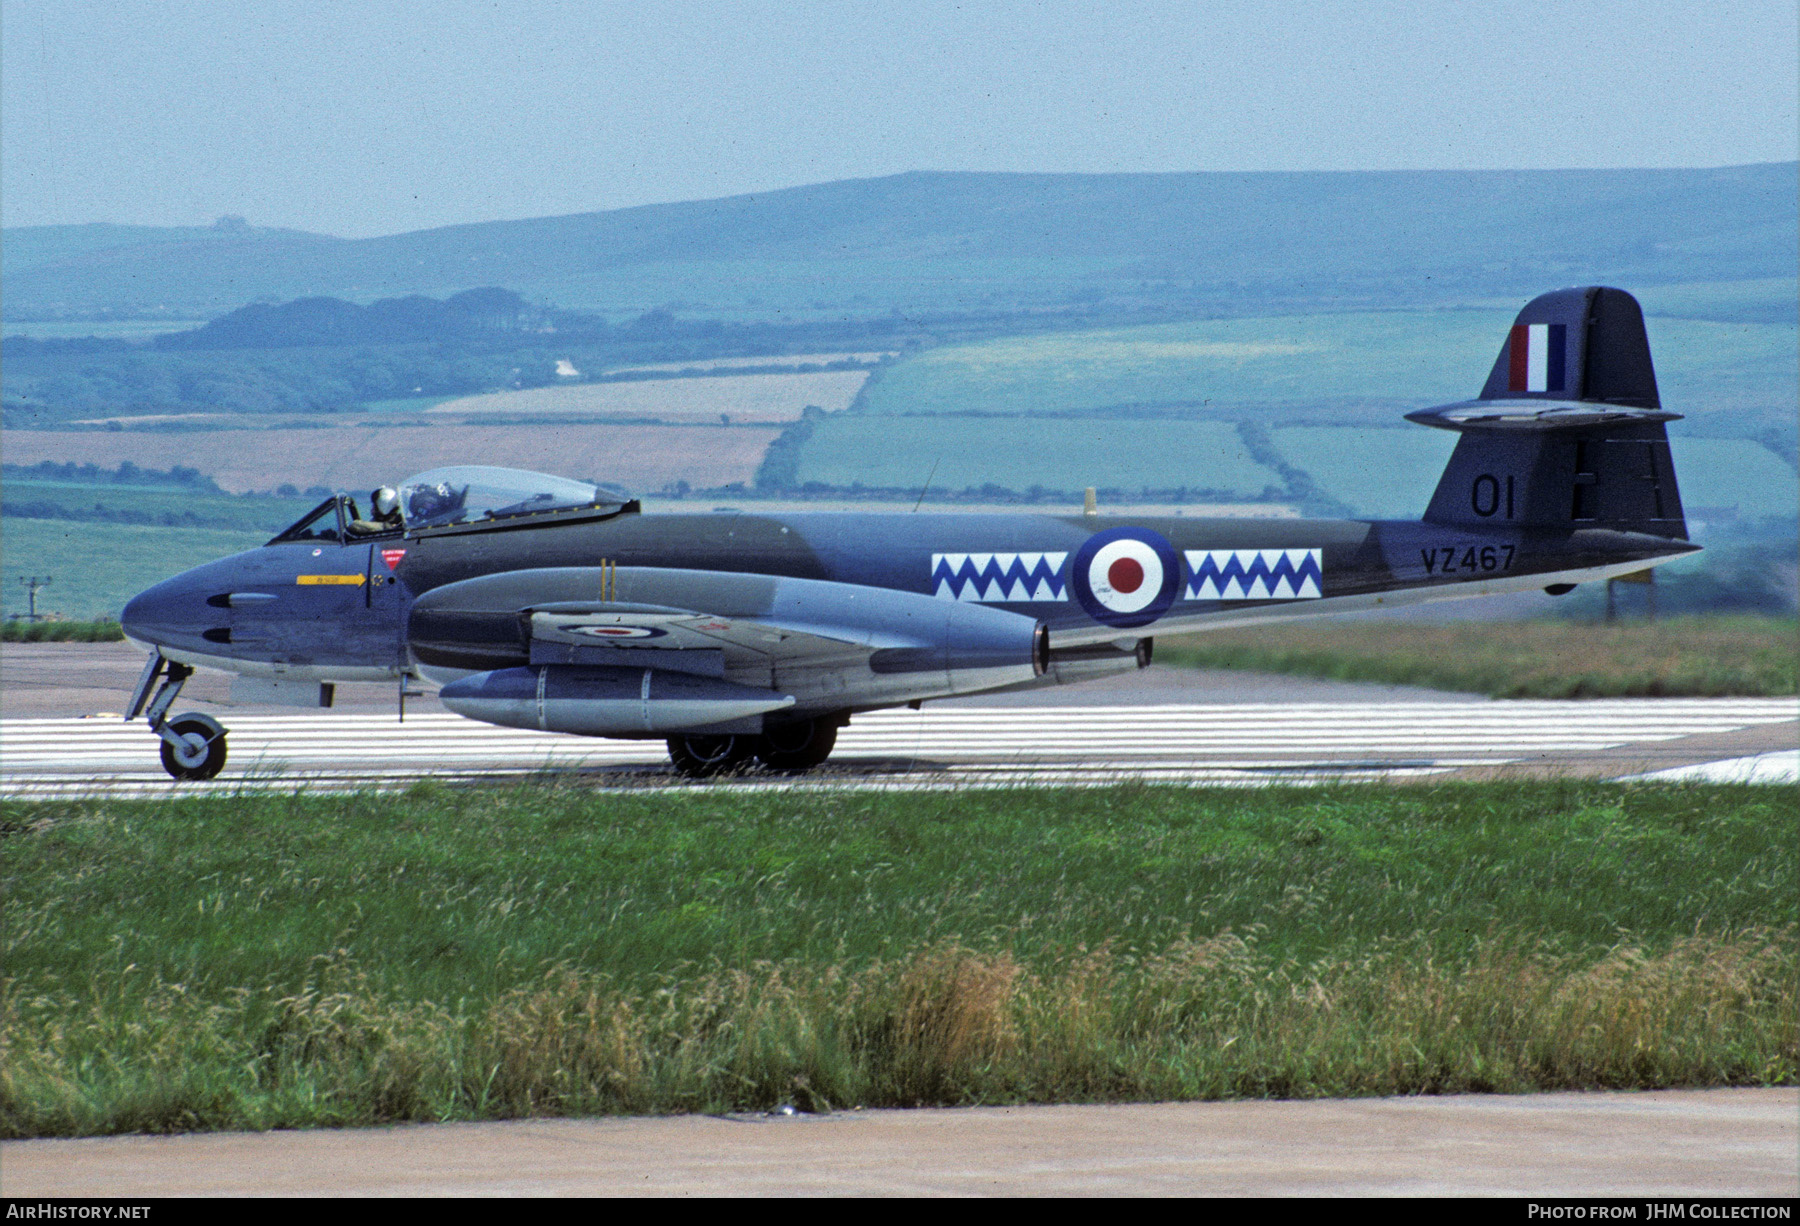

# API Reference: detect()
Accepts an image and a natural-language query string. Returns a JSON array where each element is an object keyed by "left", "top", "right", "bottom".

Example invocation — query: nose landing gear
[
  {"left": 159, "top": 714, "right": 229, "bottom": 781},
  {"left": 128, "top": 653, "right": 230, "bottom": 782}
]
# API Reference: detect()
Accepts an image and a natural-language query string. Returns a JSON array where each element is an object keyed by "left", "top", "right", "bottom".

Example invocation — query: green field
[
  {"left": 793, "top": 416, "right": 1282, "bottom": 496},
  {"left": 855, "top": 310, "right": 1799, "bottom": 426},
  {"left": 858, "top": 311, "right": 1511, "bottom": 417},
  {"left": 1269, "top": 427, "right": 1457, "bottom": 518},
  {"left": 815, "top": 306, "right": 1797, "bottom": 515},
  {"left": 3, "top": 480, "right": 321, "bottom": 533},
  {"left": 2, "top": 781, "right": 1792, "bottom": 1136},
  {"left": 0, "top": 319, "right": 207, "bottom": 341},
  {"left": 788, "top": 414, "right": 1796, "bottom": 516},
  {"left": 1156, "top": 616, "right": 1800, "bottom": 698},
  {"left": 1665, "top": 439, "right": 1800, "bottom": 518},
  {"left": 1265, "top": 428, "right": 1799, "bottom": 520},
  {"left": 357, "top": 395, "right": 463, "bottom": 413},
  {"left": 0, "top": 519, "right": 268, "bottom": 621}
]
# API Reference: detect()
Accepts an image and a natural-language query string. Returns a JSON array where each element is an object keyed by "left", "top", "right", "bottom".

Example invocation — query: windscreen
[
  {"left": 396, "top": 466, "right": 621, "bottom": 530},
  {"left": 268, "top": 496, "right": 346, "bottom": 544}
]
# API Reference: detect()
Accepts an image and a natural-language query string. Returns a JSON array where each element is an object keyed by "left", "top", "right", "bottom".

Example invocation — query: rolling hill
[{"left": 6, "top": 164, "right": 1793, "bottom": 321}]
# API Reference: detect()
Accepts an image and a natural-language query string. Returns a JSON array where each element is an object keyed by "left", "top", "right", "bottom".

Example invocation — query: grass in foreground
[
  {"left": 1155, "top": 616, "right": 1799, "bottom": 697},
  {"left": 0, "top": 619, "right": 125, "bottom": 643},
  {"left": 1, "top": 781, "right": 1793, "bottom": 1136},
  {"left": 0, "top": 777, "right": 1792, "bottom": 1130}
]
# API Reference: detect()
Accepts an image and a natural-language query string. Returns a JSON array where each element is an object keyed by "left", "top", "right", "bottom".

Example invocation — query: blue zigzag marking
[
  {"left": 1184, "top": 550, "right": 1323, "bottom": 600},
  {"left": 932, "top": 553, "right": 1068, "bottom": 601}
]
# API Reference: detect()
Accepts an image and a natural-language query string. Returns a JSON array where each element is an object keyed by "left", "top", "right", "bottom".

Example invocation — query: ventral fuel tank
[{"left": 438, "top": 665, "right": 795, "bottom": 736}]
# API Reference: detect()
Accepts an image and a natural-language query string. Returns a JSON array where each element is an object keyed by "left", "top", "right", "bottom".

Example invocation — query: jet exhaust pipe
[
  {"left": 439, "top": 665, "right": 796, "bottom": 735},
  {"left": 1043, "top": 637, "right": 1152, "bottom": 685}
]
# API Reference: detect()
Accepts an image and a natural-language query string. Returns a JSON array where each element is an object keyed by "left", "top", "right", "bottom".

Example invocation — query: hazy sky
[{"left": 4, "top": 0, "right": 1795, "bottom": 238}]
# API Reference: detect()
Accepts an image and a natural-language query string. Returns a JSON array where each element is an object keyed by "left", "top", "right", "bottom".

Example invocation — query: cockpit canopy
[
  {"left": 397, "top": 466, "right": 627, "bottom": 530},
  {"left": 268, "top": 465, "right": 631, "bottom": 546}
]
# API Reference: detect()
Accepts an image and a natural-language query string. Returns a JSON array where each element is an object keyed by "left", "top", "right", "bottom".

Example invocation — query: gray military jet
[{"left": 122, "top": 286, "right": 1696, "bottom": 780}]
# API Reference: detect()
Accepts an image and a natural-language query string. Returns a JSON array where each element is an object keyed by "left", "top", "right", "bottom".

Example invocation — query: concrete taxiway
[
  {"left": 4, "top": 1089, "right": 1793, "bottom": 1197},
  {"left": 2, "top": 642, "right": 1794, "bottom": 795}
]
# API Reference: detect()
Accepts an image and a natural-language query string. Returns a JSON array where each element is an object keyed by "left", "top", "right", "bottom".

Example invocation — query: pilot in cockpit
[{"left": 345, "top": 486, "right": 404, "bottom": 536}]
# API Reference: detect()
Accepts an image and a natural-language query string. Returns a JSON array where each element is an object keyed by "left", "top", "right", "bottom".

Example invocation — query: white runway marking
[
  {"left": 2, "top": 699, "right": 1794, "bottom": 798},
  {"left": 1620, "top": 749, "right": 1800, "bottom": 785}
]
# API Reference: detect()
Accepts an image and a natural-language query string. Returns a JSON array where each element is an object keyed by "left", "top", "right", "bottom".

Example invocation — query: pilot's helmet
[
  {"left": 372, "top": 487, "right": 400, "bottom": 517},
  {"left": 405, "top": 481, "right": 456, "bottom": 522}
]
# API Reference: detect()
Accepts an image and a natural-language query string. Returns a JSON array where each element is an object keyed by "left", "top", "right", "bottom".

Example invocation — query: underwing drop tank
[{"left": 438, "top": 665, "right": 796, "bottom": 735}]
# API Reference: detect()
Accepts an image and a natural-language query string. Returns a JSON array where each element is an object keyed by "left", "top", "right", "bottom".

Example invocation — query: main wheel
[
  {"left": 159, "top": 717, "right": 228, "bottom": 781},
  {"left": 754, "top": 718, "right": 839, "bottom": 773},
  {"left": 667, "top": 733, "right": 753, "bottom": 778}
]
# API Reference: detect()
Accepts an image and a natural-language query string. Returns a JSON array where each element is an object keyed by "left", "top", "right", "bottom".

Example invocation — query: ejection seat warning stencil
[
  {"left": 932, "top": 553, "right": 1069, "bottom": 602},
  {"left": 1184, "top": 549, "right": 1322, "bottom": 600}
]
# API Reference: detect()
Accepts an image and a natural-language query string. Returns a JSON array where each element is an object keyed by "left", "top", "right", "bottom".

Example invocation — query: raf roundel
[
  {"left": 560, "top": 624, "right": 667, "bottom": 640},
  {"left": 1070, "top": 527, "right": 1181, "bottom": 628}
]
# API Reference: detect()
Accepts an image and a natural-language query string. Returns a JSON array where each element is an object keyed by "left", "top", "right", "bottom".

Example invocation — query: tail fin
[{"left": 1408, "top": 286, "right": 1687, "bottom": 540}]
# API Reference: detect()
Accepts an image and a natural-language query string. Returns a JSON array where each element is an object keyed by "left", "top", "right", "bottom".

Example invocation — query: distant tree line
[
  {"left": 2, "top": 460, "right": 225, "bottom": 490},
  {"left": 8, "top": 287, "right": 910, "bottom": 357},
  {"left": 155, "top": 287, "right": 531, "bottom": 349},
  {"left": 1, "top": 499, "right": 239, "bottom": 529},
  {"left": 0, "top": 288, "right": 937, "bottom": 425}
]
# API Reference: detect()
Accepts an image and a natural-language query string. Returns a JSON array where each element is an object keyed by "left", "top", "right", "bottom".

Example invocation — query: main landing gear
[
  {"left": 665, "top": 715, "right": 843, "bottom": 779},
  {"left": 127, "top": 653, "right": 229, "bottom": 782}
]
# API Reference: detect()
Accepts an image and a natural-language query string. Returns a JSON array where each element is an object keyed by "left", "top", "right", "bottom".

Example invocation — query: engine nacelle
[
  {"left": 408, "top": 565, "right": 1049, "bottom": 712},
  {"left": 438, "top": 665, "right": 795, "bottom": 735}
]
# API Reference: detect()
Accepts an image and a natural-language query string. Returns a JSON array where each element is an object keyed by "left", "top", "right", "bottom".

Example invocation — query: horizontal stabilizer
[{"left": 1407, "top": 401, "right": 1680, "bottom": 432}]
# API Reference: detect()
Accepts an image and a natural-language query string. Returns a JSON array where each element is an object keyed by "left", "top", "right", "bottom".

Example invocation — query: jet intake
[{"left": 438, "top": 665, "right": 796, "bottom": 736}]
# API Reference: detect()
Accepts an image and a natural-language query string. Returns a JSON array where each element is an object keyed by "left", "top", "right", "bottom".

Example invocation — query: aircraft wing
[
  {"left": 408, "top": 565, "right": 1047, "bottom": 698},
  {"left": 524, "top": 604, "right": 881, "bottom": 674}
]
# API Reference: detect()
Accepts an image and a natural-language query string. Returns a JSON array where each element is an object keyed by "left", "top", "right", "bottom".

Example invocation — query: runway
[
  {"left": 6, "top": 1089, "right": 1794, "bottom": 1197},
  {"left": 3, "top": 698, "right": 1795, "bottom": 797}
]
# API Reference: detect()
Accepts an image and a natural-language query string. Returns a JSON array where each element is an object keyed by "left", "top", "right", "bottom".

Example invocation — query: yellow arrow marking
[{"left": 296, "top": 574, "right": 366, "bottom": 586}]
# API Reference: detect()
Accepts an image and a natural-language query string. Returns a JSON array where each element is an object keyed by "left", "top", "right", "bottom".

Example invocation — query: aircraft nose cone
[
  {"left": 120, "top": 577, "right": 185, "bottom": 647},
  {"left": 121, "top": 564, "right": 229, "bottom": 650}
]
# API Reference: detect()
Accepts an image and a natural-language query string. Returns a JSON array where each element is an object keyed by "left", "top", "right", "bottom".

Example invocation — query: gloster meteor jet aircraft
[{"left": 122, "top": 287, "right": 1696, "bottom": 779}]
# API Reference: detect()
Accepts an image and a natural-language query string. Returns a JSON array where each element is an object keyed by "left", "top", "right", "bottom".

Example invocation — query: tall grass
[
  {"left": 1155, "top": 615, "right": 1799, "bottom": 697},
  {"left": 2, "top": 781, "right": 1793, "bottom": 1136},
  {"left": 4, "top": 929, "right": 1789, "bottom": 1136},
  {"left": 0, "top": 619, "right": 125, "bottom": 643}
]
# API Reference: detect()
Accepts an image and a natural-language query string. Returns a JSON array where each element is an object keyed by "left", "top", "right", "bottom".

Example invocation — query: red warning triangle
[{"left": 381, "top": 548, "right": 407, "bottom": 570}]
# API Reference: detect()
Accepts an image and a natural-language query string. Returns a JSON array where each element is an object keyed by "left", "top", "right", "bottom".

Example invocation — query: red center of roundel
[{"left": 1107, "top": 557, "right": 1145, "bottom": 594}]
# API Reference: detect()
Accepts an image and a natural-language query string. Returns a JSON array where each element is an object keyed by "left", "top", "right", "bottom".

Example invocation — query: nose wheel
[
  {"left": 159, "top": 715, "right": 229, "bottom": 781},
  {"left": 128, "top": 653, "right": 231, "bottom": 782}
]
